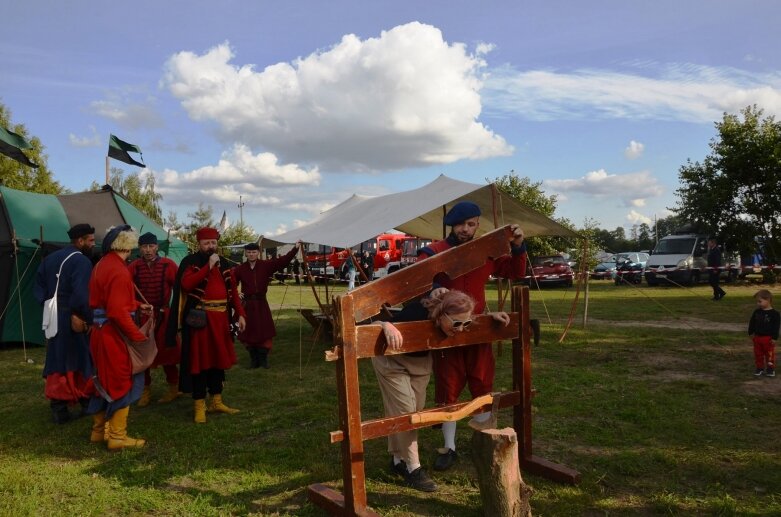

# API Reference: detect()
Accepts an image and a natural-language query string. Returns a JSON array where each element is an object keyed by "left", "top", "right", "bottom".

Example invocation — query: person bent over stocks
[
  {"left": 416, "top": 201, "right": 528, "bottom": 471},
  {"left": 167, "top": 227, "right": 247, "bottom": 423}
]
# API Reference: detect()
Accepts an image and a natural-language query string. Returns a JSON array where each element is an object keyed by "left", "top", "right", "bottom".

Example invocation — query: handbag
[
  {"left": 70, "top": 313, "right": 89, "bottom": 333},
  {"left": 124, "top": 316, "right": 157, "bottom": 374},
  {"left": 185, "top": 307, "right": 207, "bottom": 329},
  {"left": 41, "top": 251, "right": 80, "bottom": 339}
]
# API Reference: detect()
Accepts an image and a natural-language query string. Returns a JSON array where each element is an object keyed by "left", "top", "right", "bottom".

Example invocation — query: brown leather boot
[
  {"left": 107, "top": 407, "right": 146, "bottom": 450},
  {"left": 157, "top": 383, "right": 182, "bottom": 403},
  {"left": 90, "top": 413, "right": 108, "bottom": 443},
  {"left": 137, "top": 385, "right": 152, "bottom": 408}
]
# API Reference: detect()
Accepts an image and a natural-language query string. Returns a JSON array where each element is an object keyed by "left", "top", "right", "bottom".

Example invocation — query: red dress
[
  {"left": 234, "top": 247, "right": 297, "bottom": 350},
  {"left": 418, "top": 234, "right": 527, "bottom": 404},
  {"left": 127, "top": 256, "right": 181, "bottom": 366},
  {"left": 180, "top": 263, "right": 246, "bottom": 373},
  {"left": 89, "top": 252, "right": 146, "bottom": 400}
]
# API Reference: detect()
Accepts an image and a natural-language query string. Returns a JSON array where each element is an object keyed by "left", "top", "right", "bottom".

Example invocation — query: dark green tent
[{"left": 0, "top": 185, "right": 188, "bottom": 346}]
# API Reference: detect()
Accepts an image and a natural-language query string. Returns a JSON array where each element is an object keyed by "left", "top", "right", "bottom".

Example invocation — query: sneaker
[
  {"left": 433, "top": 448, "right": 458, "bottom": 471},
  {"left": 404, "top": 466, "right": 437, "bottom": 492},
  {"left": 389, "top": 458, "right": 407, "bottom": 477},
  {"left": 754, "top": 368, "right": 765, "bottom": 376},
  {"left": 766, "top": 368, "right": 776, "bottom": 378}
]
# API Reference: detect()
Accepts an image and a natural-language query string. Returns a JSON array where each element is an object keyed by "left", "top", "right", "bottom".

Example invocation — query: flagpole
[{"left": 105, "top": 155, "right": 110, "bottom": 186}]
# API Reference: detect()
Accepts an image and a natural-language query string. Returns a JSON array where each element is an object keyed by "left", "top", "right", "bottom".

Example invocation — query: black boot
[
  {"left": 530, "top": 319, "right": 541, "bottom": 346},
  {"left": 258, "top": 349, "right": 269, "bottom": 369},
  {"left": 248, "top": 349, "right": 261, "bottom": 369},
  {"left": 50, "top": 400, "right": 71, "bottom": 424}
]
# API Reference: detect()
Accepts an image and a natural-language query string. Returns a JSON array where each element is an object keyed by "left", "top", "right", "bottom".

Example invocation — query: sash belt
[{"left": 196, "top": 299, "right": 228, "bottom": 312}]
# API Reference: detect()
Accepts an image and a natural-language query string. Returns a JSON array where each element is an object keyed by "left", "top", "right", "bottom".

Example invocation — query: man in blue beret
[{"left": 417, "top": 201, "right": 527, "bottom": 471}]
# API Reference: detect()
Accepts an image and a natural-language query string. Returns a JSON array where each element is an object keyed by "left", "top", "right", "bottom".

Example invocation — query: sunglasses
[{"left": 443, "top": 312, "right": 472, "bottom": 329}]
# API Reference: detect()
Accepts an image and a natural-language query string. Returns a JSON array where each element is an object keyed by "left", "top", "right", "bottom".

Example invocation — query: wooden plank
[
  {"left": 349, "top": 226, "right": 513, "bottom": 322},
  {"left": 333, "top": 295, "right": 370, "bottom": 515},
  {"left": 512, "top": 286, "right": 533, "bottom": 456},
  {"left": 307, "top": 484, "right": 383, "bottom": 517},
  {"left": 329, "top": 391, "right": 521, "bottom": 443},
  {"left": 521, "top": 455, "right": 581, "bottom": 485},
  {"left": 351, "top": 313, "right": 520, "bottom": 359}
]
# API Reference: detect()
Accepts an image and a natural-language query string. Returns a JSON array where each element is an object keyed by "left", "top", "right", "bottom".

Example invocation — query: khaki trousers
[{"left": 372, "top": 353, "right": 432, "bottom": 466}]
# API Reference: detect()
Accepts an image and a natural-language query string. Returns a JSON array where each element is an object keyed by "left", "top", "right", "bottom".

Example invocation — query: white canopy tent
[{"left": 265, "top": 174, "right": 578, "bottom": 248}]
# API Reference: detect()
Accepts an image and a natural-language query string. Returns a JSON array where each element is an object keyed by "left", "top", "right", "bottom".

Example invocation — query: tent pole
[{"left": 11, "top": 231, "right": 28, "bottom": 361}]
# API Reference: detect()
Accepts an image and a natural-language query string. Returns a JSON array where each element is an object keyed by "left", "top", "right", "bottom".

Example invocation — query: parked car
[
  {"left": 591, "top": 259, "right": 617, "bottom": 280},
  {"left": 613, "top": 252, "right": 649, "bottom": 285},
  {"left": 528, "top": 255, "right": 574, "bottom": 287}
]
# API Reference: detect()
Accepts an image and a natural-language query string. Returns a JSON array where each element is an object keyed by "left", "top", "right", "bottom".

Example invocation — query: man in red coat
[
  {"left": 234, "top": 241, "right": 301, "bottom": 369},
  {"left": 86, "top": 225, "right": 151, "bottom": 450},
  {"left": 417, "top": 201, "right": 527, "bottom": 471},
  {"left": 127, "top": 232, "right": 181, "bottom": 406},
  {"left": 173, "top": 227, "right": 247, "bottom": 423}
]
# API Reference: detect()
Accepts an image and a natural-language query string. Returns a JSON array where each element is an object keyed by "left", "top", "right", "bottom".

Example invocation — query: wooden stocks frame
[{"left": 307, "top": 227, "right": 579, "bottom": 516}]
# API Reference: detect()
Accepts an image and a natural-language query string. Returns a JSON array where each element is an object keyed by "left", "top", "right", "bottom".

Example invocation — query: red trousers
[
  {"left": 433, "top": 343, "right": 494, "bottom": 404},
  {"left": 753, "top": 335, "right": 776, "bottom": 369}
]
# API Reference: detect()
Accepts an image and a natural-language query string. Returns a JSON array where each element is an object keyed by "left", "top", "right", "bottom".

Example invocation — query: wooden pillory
[{"left": 307, "top": 226, "right": 580, "bottom": 516}]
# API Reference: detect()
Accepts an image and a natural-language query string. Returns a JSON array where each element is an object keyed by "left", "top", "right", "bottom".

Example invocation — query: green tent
[{"left": 0, "top": 185, "right": 189, "bottom": 346}]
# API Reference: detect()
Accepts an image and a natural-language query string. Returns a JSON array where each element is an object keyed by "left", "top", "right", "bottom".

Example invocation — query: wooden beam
[{"left": 349, "top": 226, "right": 512, "bottom": 322}]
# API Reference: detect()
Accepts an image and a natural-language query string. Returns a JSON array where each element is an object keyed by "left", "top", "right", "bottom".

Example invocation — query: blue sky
[{"left": 2, "top": 1, "right": 780, "bottom": 238}]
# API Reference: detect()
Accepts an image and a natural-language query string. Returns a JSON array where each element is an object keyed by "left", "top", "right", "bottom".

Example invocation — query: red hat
[{"left": 196, "top": 227, "right": 220, "bottom": 241}]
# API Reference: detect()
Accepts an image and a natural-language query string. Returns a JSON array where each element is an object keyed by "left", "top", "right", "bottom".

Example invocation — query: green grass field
[{"left": 1, "top": 280, "right": 779, "bottom": 516}]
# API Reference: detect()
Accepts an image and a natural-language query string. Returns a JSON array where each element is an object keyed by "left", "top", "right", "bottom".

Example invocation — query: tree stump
[{"left": 471, "top": 427, "right": 533, "bottom": 517}]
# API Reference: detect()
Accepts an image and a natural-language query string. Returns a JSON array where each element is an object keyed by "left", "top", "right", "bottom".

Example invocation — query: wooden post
[{"left": 471, "top": 428, "right": 533, "bottom": 517}]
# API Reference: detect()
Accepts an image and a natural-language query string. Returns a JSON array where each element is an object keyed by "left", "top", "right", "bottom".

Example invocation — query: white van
[{"left": 644, "top": 233, "right": 709, "bottom": 286}]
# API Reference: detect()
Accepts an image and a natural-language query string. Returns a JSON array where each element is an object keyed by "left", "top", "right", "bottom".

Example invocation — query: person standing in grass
[
  {"left": 707, "top": 237, "right": 727, "bottom": 301},
  {"left": 233, "top": 241, "right": 301, "bottom": 369},
  {"left": 86, "top": 225, "right": 150, "bottom": 450},
  {"left": 749, "top": 289, "right": 780, "bottom": 377},
  {"left": 373, "top": 289, "right": 511, "bottom": 492},
  {"left": 127, "top": 232, "right": 181, "bottom": 406},
  {"left": 170, "top": 227, "right": 247, "bottom": 423},
  {"left": 416, "top": 201, "right": 527, "bottom": 471},
  {"left": 33, "top": 223, "right": 96, "bottom": 424}
]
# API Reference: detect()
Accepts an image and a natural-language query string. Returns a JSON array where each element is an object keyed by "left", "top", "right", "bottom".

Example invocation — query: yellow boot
[
  {"left": 207, "top": 394, "right": 240, "bottom": 414},
  {"left": 107, "top": 407, "right": 145, "bottom": 450},
  {"left": 90, "top": 413, "right": 108, "bottom": 443},
  {"left": 137, "top": 385, "right": 152, "bottom": 407},
  {"left": 194, "top": 399, "right": 207, "bottom": 423},
  {"left": 158, "top": 383, "right": 182, "bottom": 403}
]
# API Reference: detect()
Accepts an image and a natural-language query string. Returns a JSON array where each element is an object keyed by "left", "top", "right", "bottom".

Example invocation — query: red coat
[
  {"left": 234, "top": 247, "right": 297, "bottom": 348},
  {"left": 127, "top": 256, "right": 181, "bottom": 366},
  {"left": 180, "top": 263, "right": 246, "bottom": 373},
  {"left": 89, "top": 252, "right": 146, "bottom": 400},
  {"left": 418, "top": 233, "right": 527, "bottom": 313}
]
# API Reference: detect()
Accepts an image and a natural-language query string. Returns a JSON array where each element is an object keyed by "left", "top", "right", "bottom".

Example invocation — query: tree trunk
[{"left": 471, "top": 427, "right": 533, "bottom": 517}]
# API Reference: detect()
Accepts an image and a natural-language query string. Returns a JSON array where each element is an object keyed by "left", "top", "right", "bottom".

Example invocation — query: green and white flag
[
  {"left": 108, "top": 134, "right": 145, "bottom": 167},
  {"left": 0, "top": 126, "right": 38, "bottom": 168}
]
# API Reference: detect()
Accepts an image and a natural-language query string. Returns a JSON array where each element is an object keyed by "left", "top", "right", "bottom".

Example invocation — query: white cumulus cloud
[
  {"left": 624, "top": 140, "right": 644, "bottom": 159},
  {"left": 69, "top": 126, "right": 101, "bottom": 147},
  {"left": 162, "top": 22, "right": 512, "bottom": 171},
  {"left": 544, "top": 168, "right": 664, "bottom": 208},
  {"left": 626, "top": 210, "right": 653, "bottom": 225}
]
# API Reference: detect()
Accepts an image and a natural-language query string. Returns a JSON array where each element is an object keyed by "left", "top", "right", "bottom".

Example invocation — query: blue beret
[
  {"left": 444, "top": 201, "right": 481, "bottom": 226},
  {"left": 102, "top": 224, "right": 131, "bottom": 255},
  {"left": 138, "top": 232, "right": 157, "bottom": 246}
]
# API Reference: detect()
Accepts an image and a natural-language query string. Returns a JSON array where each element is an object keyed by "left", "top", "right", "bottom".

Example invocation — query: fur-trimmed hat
[
  {"left": 444, "top": 201, "right": 481, "bottom": 226},
  {"left": 196, "top": 227, "right": 220, "bottom": 241},
  {"left": 67, "top": 223, "right": 95, "bottom": 240},
  {"left": 102, "top": 225, "right": 138, "bottom": 254}
]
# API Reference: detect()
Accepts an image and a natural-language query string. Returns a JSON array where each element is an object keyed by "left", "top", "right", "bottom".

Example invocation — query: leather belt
[{"left": 196, "top": 299, "right": 228, "bottom": 312}]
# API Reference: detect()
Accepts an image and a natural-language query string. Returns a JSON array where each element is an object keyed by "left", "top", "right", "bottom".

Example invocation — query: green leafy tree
[
  {"left": 220, "top": 223, "right": 258, "bottom": 246},
  {"left": 491, "top": 171, "right": 573, "bottom": 257},
  {"left": 675, "top": 105, "right": 781, "bottom": 263},
  {"left": 175, "top": 203, "right": 216, "bottom": 250},
  {"left": 90, "top": 167, "right": 163, "bottom": 224},
  {"left": 0, "top": 102, "right": 62, "bottom": 193},
  {"left": 637, "top": 223, "right": 654, "bottom": 251},
  {"left": 653, "top": 214, "right": 686, "bottom": 242}
]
